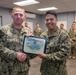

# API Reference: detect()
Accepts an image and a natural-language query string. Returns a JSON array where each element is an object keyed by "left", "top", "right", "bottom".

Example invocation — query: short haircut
[
  {"left": 60, "top": 23, "right": 64, "bottom": 26},
  {"left": 45, "top": 10, "right": 57, "bottom": 19},
  {"left": 73, "top": 21, "right": 76, "bottom": 24},
  {"left": 36, "top": 23, "right": 39, "bottom": 25},
  {"left": 12, "top": 6, "right": 25, "bottom": 13}
]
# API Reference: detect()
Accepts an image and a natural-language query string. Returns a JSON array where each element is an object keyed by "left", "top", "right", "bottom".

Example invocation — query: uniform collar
[{"left": 48, "top": 27, "right": 60, "bottom": 37}]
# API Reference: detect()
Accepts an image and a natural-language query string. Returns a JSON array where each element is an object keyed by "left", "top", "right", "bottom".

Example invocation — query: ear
[
  {"left": 10, "top": 13, "right": 14, "bottom": 18},
  {"left": 56, "top": 19, "right": 58, "bottom": 22},
  {"left": 24, "top": 14, "right": 26, "bottom": 19}
]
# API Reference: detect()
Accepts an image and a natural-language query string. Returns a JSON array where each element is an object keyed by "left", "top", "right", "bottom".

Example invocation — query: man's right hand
[{"left": 16, "top": 52, "right": 26, "bottom": 62}]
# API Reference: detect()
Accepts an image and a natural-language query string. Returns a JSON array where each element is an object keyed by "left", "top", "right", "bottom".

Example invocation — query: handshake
[{"left": 16, "top": 52, "right": 27, "bottom": 62}]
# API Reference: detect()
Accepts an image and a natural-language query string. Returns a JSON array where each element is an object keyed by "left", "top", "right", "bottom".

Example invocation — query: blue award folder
[{"left": 22, "top": 36, "right": 47, "bottom": 54}]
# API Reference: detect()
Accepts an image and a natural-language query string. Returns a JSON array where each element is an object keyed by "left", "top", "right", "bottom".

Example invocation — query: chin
[{"left": 48, "top": 27, "right": 53, "bottom": 29}]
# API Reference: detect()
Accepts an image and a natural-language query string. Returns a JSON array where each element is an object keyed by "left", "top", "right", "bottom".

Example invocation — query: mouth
[
  {"left": 48, "top": 23, "right": 53, "bottom": 26},
  {"left": 48, "top": 24, "right": 51, "bottom": 26}
]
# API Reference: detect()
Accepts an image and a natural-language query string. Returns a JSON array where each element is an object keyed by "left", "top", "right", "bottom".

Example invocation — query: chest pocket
[
  {"left": 47, "top": 36, "right": 60, "bottom": 53},
  {"left": 5, "top": 37, "right": 22, "bottom": 52},
  {"left": 46, "top": 31, "right": 68, "bottom": 53}
]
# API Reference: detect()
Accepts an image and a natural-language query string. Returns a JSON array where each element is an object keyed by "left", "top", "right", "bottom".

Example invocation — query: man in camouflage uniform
[
  {"left": 68, "top": 22, "right": 76, "bottom": 59},
  {"left": 60, "top": 23, "right": 67, "bottom": 33},
  {"left": 33, "top": 23, "right": 43, "bottom": 37},
  {"left": 24, "top": 22, "right": 31, "bottom": 30},
  {"left": 0, "top": 6, "right": 34, "bottom": 75},
  {"left": 38, "top": 11, "right": 71, "bottom": 75}
]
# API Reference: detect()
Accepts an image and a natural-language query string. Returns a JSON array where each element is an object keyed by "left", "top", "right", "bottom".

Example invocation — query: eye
[
  {"left": 46, "top": 19, "right": 49, "bottom": 22},
  {"left": 14, "top": 13, "right": 18, "bottom": 16},
  {"left": 46, "top": 18, "right": 54, "bottom": 22},
  {"left": 20, "top": 14, "right": 23, "bottom": 17},
  {"left": 14, "top": 14, "right": 23, "bottom": 17},
  {"left": 50, "top": 18, "right": 54, "bottom": 21}
]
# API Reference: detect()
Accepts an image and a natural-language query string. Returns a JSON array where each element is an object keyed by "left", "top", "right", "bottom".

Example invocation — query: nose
[
  {"left": 48, "top": 19, "right": 51, "bottom": 23},
  {"left": 17, "top": 14, "right": 21, "bottom": 18}
]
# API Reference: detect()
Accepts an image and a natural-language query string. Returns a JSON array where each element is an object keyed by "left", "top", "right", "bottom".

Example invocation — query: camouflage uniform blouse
[
  {"left": 0, "top": 24, "right": 33, "bottom": 74},
  {"left": 68, "top": 29, "right": 76, "bottom": 55},
  {"left": 34, "top": 28, "right": 43, "bottom": 37},
  {"left": 40, "top": 27, "right": 71, "bottom": 75}
]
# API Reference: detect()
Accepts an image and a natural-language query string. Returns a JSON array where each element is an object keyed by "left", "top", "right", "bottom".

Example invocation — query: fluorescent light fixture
[
  {"left": 13, "top": 0, "right": 39, "bottom": 6},
  {"left": 38, "top": 7, "right": 58, "bottom": 11}
]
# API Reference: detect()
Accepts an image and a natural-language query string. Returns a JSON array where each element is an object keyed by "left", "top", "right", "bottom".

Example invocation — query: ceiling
[{"left": 0, "top": 0, "right": 76, "bottom": 14}]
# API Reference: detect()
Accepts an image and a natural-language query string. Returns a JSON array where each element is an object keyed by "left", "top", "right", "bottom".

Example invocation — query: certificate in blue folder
[{"left": 22, "top": 36, "right": 47, "bottom": 54}]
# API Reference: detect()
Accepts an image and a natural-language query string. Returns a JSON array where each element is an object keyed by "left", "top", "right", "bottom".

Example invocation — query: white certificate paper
[{"left": 22, "top": 36, "right": 47, "bottom": 54}]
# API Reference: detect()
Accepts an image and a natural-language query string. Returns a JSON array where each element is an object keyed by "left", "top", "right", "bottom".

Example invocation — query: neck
[
  {"left": 12, "top": 23, "right": 22, "bottom": 30},
  {"left": 48, "top": 26, "right": 57, "bottom": 34},
  {"left": 48, "top": 30, "right": 53, "bottom": 34}
]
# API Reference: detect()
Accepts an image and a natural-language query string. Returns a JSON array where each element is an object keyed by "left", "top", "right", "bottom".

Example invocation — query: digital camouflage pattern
[
  {"left": 34, "top": 28, "right": 43, "bottom": 37},
  {"left": 68, "top": 29, "right": 76, "bottom": 55},
  {"left": 0, "top": 30, "right": 5, "bottom": 55},
  {"left": 0, "top": 24, "right": 35, "bottom": 75},
  {"left": 60, "top": 28, "right": 67, "bottom": 33},
  {"left": 40, "top": 27, "right": 71, "bottom": 75}
]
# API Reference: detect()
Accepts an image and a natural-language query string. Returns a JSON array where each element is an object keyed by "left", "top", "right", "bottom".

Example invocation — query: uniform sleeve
[
  {"left": 0, "top": 47, "right": 17, "bottom": 61},
  {"left": 0, "top": 30, "right": 17, "bottom": 61},
  {"left": 46, "top": 33, "right": 71, "bottom": 61}
]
